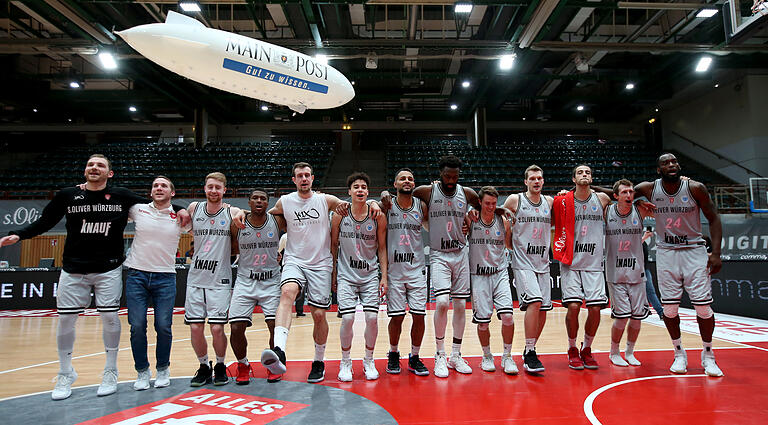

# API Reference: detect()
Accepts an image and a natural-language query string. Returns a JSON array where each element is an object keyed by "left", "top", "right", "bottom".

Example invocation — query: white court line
[{"left": 583, "top": 374, "right": 707, "bottom": 425}]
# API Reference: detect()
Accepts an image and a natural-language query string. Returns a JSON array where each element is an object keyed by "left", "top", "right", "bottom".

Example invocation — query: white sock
[
  {"left": 411, "top": 345, "right": 420, "bottom": 356},
  {"left": 198, "top": 355, "right": 209, "bottom": 365},
  {"left": 216, "top": 355, "right": 225, "bottom": 365},
  {"left": 583, "top": 333, "right": 595, "bottom": 349},
  {"left": 503, "top": 343, "right": 512, "bottom": 355},
  {"left": 482, "top": 345, "right": 491, "bottom": 356},
  {"left": 342, "top": 350, "right": 351, "bottom": 361},
  {"left": 274, "top": 326, "right": 289, "bottom": 351},
  {"left": 314, "top": 343, "right": 326, "bottom": 362},
  {"left": 702, "top": 341, "right": 713, "bottom": 356},
  {"left": 524, "top": 338, "right": 536, "bottom": 354},
  {"left": 100, "top": 312, "right": 121, "bottom": 370},
  {"left": 365, "top": 347, "right": 374, "bottom": 360},
  {"left": 672, "top": 338, "right": 685, "bottom": 355},
  {"left": 568, "top": 337, "right": 577, "bottom": 349},
  {"left": 451, "top": 342, "right": 462, "bottom": 356},
  {"left": 57, "top": 314, "right": 77, "bottom": 374},
  {"left": 238, "top": 357, "right": 249, "bottom": 365},
  {"left": 105, "top": 346, "right": 119, "bottom": 370},
  {"left": 436, "top": 337, "right": 445, "bottom": 354}
]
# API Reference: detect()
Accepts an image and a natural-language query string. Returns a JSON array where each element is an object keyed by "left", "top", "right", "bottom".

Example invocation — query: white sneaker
[
  {"left": 481, "top": 354, "right": 496, "bottom": 372},
  {"left": 97, "top": 368, "right": 118, "bottom": 396},
  {"left": 154, "top": 368, "right": 171, "bottom": 388},
  {"left": 610, "top": 353, "right": 629, "bottom": 367},
  {"left": 363, "top": 358, "right": 379, "bottom": 380},
  {"left": 338, "top": 358, "right": 353, "bottom": 382},
  {"left": 134, "top": 369, "right": 151, "bottom": 391},
  {"left": 448, "top": 353, "right": 473, "bottom": 374},
  {"left": 501, "top": 354, "right": 519, "bottom": 375},
  {"left": 670, "top": 354, "right": 688, "bottom": 374},
  {"left": 434, "top": 352, "right": 449, "bottom": 378},
  {"left": 701, "top": 351, "right": 724, "bottom": 377},
  {"left": 625, "top": 353, "right": 641, "bottom": 366},
  {"left": 51, "top": 369, "right": 77, "bottom": 400}
]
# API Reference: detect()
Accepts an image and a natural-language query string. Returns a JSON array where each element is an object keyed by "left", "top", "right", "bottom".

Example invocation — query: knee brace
[
  {"left": 477, "top": 322, "right": 490, "bottom": 331},
  {"left": 500, "top": 313, "right": 514, "bottom": 327},
  {"left": 663, "top": 304, "right": 679, "bottom": 319},
  {"left": 100, "top": 311, "right": 121, "bottom": 333},
  {"left": 694, "top": 304, "right": 713, "bottom": 319}
]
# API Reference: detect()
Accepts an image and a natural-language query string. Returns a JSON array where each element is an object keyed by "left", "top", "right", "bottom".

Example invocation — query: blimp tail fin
[
  {"left": 165, "top": 10, "right": 205, "bottom": 28},
  {"left": 289, "top": 104, "right": 307, "bottom": 114}
]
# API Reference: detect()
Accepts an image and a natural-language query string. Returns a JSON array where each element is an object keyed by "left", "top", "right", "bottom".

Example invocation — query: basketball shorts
[
  {"left": 560, "top": 264, "right": 608, "bottom": 307},
  {"left": 608, "top": 282, "right": 650, "bottom": 320},
  {"left": 430, "top": 248, "right": 470, "bottom": 299},
  {"left": 56, "top": 266, "right": 123, "bottom": 315},
  {"left": 387, "top": 277, "right": 427, "bottom": 317},
  {"left": 281, "top": 263, "right": 332, "bottom": 309},
  {"left": 512, "top": 268, "right": 553, "bottom": 312},
  {"left": 228, "top": 273, "right": 281, "bottom": 325},
  {"left": 337, "top": 277, "right": 380, "bottom": 316},
  {"left": 471, "top": 271, "right": 514, "bottom": 323},
  {"left": 656, "top": 246, "right": 712, "bottom": 305},
  {"left": 184, "top": 286, "right": 231, "bottom": 324}
]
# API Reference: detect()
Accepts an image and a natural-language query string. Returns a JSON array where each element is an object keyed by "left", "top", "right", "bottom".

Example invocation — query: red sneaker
[
  {"left": 568, "top": 347, "right": 584, "bottom": 370},
  {"left": 235, "top": 362, "right": 251, "bottom": 385},
  {"left": 580, "top": 346, "right": 599, "bottom": 370},
  {"left": 267, "top": 372, "right": 283, "bottom": 383}
]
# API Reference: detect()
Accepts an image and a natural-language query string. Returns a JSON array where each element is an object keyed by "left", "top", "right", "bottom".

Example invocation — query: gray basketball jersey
[
  {"left": 387, "top": 198, "right": 425, "bottom": 282},
  {"left": 188, "top": 202, "right": 233, "bottom": 289},
  {"left": 236, "top": 213, "right": 280, "bottom": 282},
  {"left": 571, "top": 193, "right": 605, "bottom": 271},
  {"left": 651, "top": 179, "right": 705, "bottom": 249},
  {"left": 428, "top": 183, "right": 469, "bottom": 252},
  {"left": 337, "top": 208, "right": 379, "bottom": 282},
  {"left": 605, "top": 205, "right": 645, "bottom": 283},
  {"left": 468, "top": 216, "right": 507, "bottom": 275},
  {"left": 510, "top": 193, "right": 551, "bottom": 273}
]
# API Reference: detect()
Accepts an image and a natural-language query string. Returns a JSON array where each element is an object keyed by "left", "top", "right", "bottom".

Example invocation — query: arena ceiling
[{"left": 1, "top": 0, "right": 767, "bottom": 126}]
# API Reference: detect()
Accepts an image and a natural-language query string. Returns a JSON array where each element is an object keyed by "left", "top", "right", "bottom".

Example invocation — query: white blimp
[{"left": 116, "top": 11, "right": 354, "bottom": 113}]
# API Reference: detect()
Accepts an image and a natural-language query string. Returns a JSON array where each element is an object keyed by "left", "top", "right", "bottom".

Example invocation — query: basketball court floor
[{"left": 1, "top": 304, "right": 767, "bottom": 424}]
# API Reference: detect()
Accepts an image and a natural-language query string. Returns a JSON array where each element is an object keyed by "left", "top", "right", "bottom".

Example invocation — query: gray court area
[{"left": 0, "top": 378, "right": 397, "bottom": 425}]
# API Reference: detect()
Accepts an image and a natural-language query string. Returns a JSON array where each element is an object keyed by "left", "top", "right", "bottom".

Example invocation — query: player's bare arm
[
  {"left": 503, "top": 193, "right": 520, "bottom": 215},
  {"left": 268, "top": 198, "right": 284, "bottom": 216},
  {"left": 411, "top": 185, "right": 432, "bottom": 205},
  {"left": 329, "top": 212, "right": 343, "bottom": 292},
  {"left": 690, "top": 181, "right": 723, "bottom": 274},
  {"left": 503, "top": 216, "right": 513, "bottom": 250},
  {"left": 229, "top": 220, "right": 240, "bottom": 256},
  {"left": 420, "top": 200, "right": 430, "bottom": 231},
  {"left": 273, "top": 214, "right": 287, "bottom": 232},
  {"left": 376, "top": 213, "right": 389, "bottom": 295}
]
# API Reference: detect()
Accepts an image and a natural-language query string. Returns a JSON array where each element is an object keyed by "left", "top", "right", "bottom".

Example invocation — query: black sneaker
[
  {"left": 408, "top": 354, "right": 429, "bottom": 376},
  {"left": 190, "top": 362, "right": 212, "bottom": 387},
  {"left": 307, "top": 361, "right": 325, "bottom": 383},
  {"left": 213, "top": 362, "right": 229, "bottom": 386},
  {"left": 386, "top": 351, "right": 401, "bottom": 374},
  {"left": 523, "top": 349, "right": 545, "bottom": 373},
  {"left": 261, "top": 347, "right": 287, "bottom": 375}
]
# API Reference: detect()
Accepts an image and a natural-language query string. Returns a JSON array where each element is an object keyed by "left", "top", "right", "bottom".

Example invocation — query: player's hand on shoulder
[
  {"left": 466, "top": 209, "right": 479, "bottom": 223},
  {"left": 231, "top": 208, "right": 246, "bottom": 229},
  {"left": 334, "top": 200, "right": 350, "bottom": 217},
  {"left": 369, "top": 200, "right": 382, "bottom": 219},
  {"left": 380, "top": 190, "right": 392, "bottom": 211},
  {"left": 177, "top": 208, "right": 192, "bottom": 228}
]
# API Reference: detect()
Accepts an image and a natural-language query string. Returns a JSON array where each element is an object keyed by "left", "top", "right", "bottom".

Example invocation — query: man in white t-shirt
[{"left": 124, "top": 176, "right": 189, "bottom": 390}]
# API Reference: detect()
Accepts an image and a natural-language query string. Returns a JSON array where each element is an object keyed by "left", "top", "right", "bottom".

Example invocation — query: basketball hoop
[
  {"left": 749, "top": 177, "right": 768, "bottom": 213},
  {"left": 753, "top": 0, "right": 767, "bottom": 16}
]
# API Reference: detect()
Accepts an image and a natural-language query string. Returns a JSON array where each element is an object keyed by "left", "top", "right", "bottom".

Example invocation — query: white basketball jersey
[{"left": 282, "top": 191, "right": 332, "bottom": 269}]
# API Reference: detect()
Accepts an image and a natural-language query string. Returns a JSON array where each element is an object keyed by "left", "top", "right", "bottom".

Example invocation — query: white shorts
[
  {"left": 512, "top": 269, "right": 553, "bottom": 311},
  {"left": 471, "top": 272, "right": 514, "bottom": 323},
  {"left": 560, "top": 264, "right": 607, "bottom": 307},
  {"left": 57, "top": 266, "right": 123, "bottom": 315},
  {"left": 430, "top": 248, "right": 470, "bottom": 299},
  {"left": 608, "top": 282, "right": 650, "bottom": 320},
  {"left": 228, "top": 274, "right": 281, "bottom": 325},
  {"left": 337, "top": 278, "right": 380, "bottom": 316},
  {"left": 656, "top": 246, "right": 713, "bottom": 305},
  {"left": 387, "top": 279, "right": 427, "bottom": 316},
  {"left": 281, "top": 263, "right": 332, "bottom": 309},
  {"left": 184, "top": 286, "right": 232, "bottom": 324}
]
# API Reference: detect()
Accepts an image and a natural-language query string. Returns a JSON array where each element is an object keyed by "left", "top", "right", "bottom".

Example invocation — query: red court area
[{"left": 230, "top": 347, "right": 768, "bottom": 424}]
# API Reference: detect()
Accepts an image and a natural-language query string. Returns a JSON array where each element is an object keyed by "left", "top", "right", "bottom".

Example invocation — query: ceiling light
[
  {"left": 350, "top": 117, "right": 354, "bottom": 120},
  {"left": 261, "top": 105, "right": 269, "bottom": 111},
  {"left": 358, "top": 108, "right": 362, "bottom": 111},
  {"left": 576, "top": 105, "right": 585, "bottom": 111},
  {"left": 522, "top": 117, "right": 526, "bottom": 121},
  {"left": 461, "top": 80, "right": 471, "bottom": 88},
  {"left": 129, "top": 106, "right": 137, "bottom": 112},
  {"left": 33, "top": 108, "right": 38, "bottom": 113},
  {"left": 67, "top": 118, "right": 72, "bottom": 122},
  {"left": 648, "top": 118, "right": 656, "bottom": 124},
  {"left": 292, "top": 112, "right": 297, "bottom": 117},
  {"left": 696, "top": 9, "right": 718, "bottom": 18},
  {"left": 625, "top": 82, "right": 635, "bottom": 90},
  {"left": 179, "top": 2, "right": 201, "bottom": 12},
  {"left": 499, "top": 54, "right": 515, "bottom": 70},
  {"left": 98, "top": 52, "right": 117, "bottom": 70},
  {"left": 655, "top": 107, "right": 659, "bottom": 112},
  {"left": 454, "top": 3, "right": 473, "bottom": 14},
  {"left": 450, "top": 104, "right": 458, "bottom": 110},
  {"left": 351, "top": 81, "right": 355, "bottom": 85},
  {"left": 695, "top": 56, "right": 713, "bottom": 73},
  {"left": 315, "top": 54, "right": 328, "bottom": 65},
  {"left": 69, "top": 81, "right": 81, "bottom": 89}
]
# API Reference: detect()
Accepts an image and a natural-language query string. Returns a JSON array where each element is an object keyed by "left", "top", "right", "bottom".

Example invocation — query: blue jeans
[
  {"left": 126, "top": 268, "right": 176, "bottom": 371},
  {"left": 645, "top": 269, "right": 663, "bottom": 317}
]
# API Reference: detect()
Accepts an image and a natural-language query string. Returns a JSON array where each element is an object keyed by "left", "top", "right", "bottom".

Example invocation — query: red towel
[{"left": 553, "top": 191, "right": 575, "bottom": 266}]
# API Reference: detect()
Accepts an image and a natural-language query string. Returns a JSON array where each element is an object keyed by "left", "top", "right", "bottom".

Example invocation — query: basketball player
[
  {"left": 469, "top": 187, "right": 517, "bottom": 374},
  {"left": 261, "top": 162, "right": 380, "bottom": 383},
  {"left": 503, "top": 165, "right": 552, "bottom": 373},
  {"left": 229, "top": 189, "right": 286, "bottom": 385},
  {"left": 631, "top": 153, "right": 724, "bottom": 376},
  {"left": 557, "top": 164, "right": 611, "bottom": 370},
  {"left": 382, "top": 155, "right": 497, "bottom": 378},
  {"left": 0, "top": 154, "right": 189, "bottom": 400},
  {"left": 185, "top": 172, "right": 243, "bottom": 387},
  {"left": 604, "top": 179, "right": 652, "bottom": 367},
  {"left": 331, "top": 172, "right": 388, "bottom": 381},
  {"left": 124, "top": 176, "right": 189, "bottom": 391},
  {"left": 385, "top": 168, "right": 430, "bottom": 376}
]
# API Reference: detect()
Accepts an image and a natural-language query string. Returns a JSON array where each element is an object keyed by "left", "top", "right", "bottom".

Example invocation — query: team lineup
[{"left": 0, "top": 151, "right": 725, "bottom": 401}]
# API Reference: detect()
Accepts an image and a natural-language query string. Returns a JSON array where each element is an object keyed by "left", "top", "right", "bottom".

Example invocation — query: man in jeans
[{"left": 124, "top": 176, "right": 189, "bottom": 390}]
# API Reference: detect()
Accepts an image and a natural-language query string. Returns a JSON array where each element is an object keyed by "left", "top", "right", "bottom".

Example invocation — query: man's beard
[
  {"left": 661, "top": 172, "right": 680, "bottom": 183},
  {"left": 397, "top": 187, "right": 413, "bottom": 195}
]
